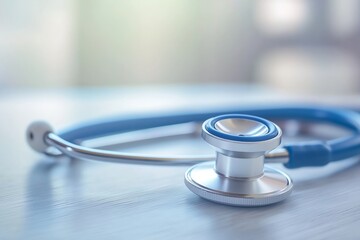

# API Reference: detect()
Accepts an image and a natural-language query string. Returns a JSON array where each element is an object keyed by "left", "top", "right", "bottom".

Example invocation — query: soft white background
[{"left": 1, "top": 0, "right": 359, "bottom": 94}]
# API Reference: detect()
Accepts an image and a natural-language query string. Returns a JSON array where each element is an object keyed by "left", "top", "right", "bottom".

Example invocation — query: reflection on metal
[{"left": 215, "top": 118, "right": 269, "bottom": 136}]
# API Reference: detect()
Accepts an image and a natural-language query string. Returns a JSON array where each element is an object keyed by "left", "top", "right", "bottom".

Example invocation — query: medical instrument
[{"left": 26, "top": 107, "right": 360, "bottom": 206}]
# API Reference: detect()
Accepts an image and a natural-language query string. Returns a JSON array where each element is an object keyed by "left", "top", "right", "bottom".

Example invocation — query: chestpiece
[{"left": 185, "top": 114, "right": 293, "bottom": 207}]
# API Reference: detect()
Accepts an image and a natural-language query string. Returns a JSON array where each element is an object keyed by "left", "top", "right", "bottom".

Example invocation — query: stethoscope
[{"left": 26, "top": 107, "right": 360, "bottom": 207}]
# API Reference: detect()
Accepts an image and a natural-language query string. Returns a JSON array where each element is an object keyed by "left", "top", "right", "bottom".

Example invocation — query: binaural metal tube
[
  {"left": 265, "top": 148, "right": 289, "bottom": 163},
  {"left": 44, "top": 132, "right": 289, "bottom": 165}
]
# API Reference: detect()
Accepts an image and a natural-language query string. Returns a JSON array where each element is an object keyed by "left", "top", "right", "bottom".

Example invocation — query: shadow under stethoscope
[
  {"left": 26, "top": 157, "right": 84, "bottom": 199},
  {"left": 23, "top": 157, "right": 84, "bottom": 237}
]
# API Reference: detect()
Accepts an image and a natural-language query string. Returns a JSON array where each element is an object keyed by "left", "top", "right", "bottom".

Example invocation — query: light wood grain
[{"left": 1, "top": 86, "right": 359, "bottom": 240}]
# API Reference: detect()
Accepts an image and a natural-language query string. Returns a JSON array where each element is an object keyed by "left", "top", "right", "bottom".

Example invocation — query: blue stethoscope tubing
[{"left": 58, "top": 106, "right": 360, "bottom": 169}]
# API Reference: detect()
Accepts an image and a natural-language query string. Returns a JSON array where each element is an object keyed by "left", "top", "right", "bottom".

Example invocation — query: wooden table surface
[{"left": 1, "top": 85, "right": 360, "bottom": 240}]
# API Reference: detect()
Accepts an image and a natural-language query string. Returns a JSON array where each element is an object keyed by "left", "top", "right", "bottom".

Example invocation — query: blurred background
[{"left": 1, "top": 0, "right": 359, "bottom": 94}]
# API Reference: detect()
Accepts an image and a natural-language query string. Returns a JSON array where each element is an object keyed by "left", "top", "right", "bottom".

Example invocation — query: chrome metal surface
[
  {"left": 265, "top": 148, "right": 289, "bottom": 163},
  {"left": 184, "top": 162, "right": 293, "bottom": 206},
  {"left": 45, "top": 133, "right": 213, "bottom": 165},
  {"left": 215, "top": 154, "right": 264, "bottom": 178},
  {"left": 215, "top": 118, "right": 268, "bottom": 136}
]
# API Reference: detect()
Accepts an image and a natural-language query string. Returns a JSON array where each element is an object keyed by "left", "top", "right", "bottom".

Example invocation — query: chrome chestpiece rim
[{"left": 184, "top": 114, "right": 293, "bottom": 206}]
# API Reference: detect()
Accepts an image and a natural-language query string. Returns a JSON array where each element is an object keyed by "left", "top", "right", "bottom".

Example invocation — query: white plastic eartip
[{"left": 26, "top": 121, "right": 54, "bottom": 153}]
